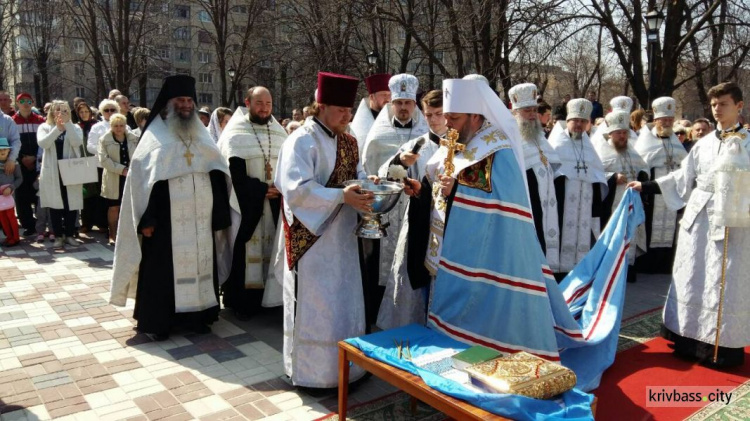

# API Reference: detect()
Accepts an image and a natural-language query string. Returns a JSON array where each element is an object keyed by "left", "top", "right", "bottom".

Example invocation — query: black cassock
[
  {"left": 133, "top": 170, "right": 231, "bottom": 335},
  {"left": 222, "top": 157, "right": 280, "bottom": 317},
  {"left": 601, "top": 171, "right": 649, "bottom": 283},
  {"left": 525, "top": 168, "right": 558, "bottom": 255},
  {"left": 552, "top": 177, "right": 604, "bottom": 282}
]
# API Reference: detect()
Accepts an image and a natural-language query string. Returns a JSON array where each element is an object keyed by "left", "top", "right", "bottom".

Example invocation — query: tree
[
  {"left": 17, "top": 0, "right": 64, "bottom": 103},
  {"left": 0, "top": 0, "right": 17, "bottom": 89},
  {"left": 581, "top": 0, "right": 750, "bottom": 109}
]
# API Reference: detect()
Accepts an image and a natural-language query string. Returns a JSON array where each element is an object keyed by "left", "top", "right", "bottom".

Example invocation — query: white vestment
[
  {"left": 596, "top": 138, "right": 649, "bottom": 264},
  {"left": 362, "top": 106, "right": 429, "bottom": 175},
  {"left": 657, "top": 128, "right": 750, "bottom": 347},
  {"left": 635, "top": 127, "right": 688, "bottom": 248},
  {"left": 218, "top": 110, "right": 286, "bottom": 297},
  {"left": 548, "top": 129, "right": 607, "bottom": 273},
  {"left": 275, "top": 118, "right": 367, "bottom": 388},
  {"left": 376, "top": 133, "right": 440, "bottom": 330},
  {"left": 109, "top": 118, "right": 240, "bottom": 310},
  {"left": 523, "top": 132, "right": 562, "bottom": 269},
  {"left": 350, "top": 98, "right": 376, "bottom": 157}
]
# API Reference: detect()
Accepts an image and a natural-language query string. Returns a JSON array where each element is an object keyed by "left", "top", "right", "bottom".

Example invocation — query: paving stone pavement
[{"left": 0, "top": 229, "right": 672, "bottom": 420}]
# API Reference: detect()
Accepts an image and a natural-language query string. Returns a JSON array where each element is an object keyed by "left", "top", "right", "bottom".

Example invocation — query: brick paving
[
  {"left": 0, "top": 230, "right": 671, "bottom": 420},
  {"left": 0, "top": 232, "right": 401, "bottom": 421}
]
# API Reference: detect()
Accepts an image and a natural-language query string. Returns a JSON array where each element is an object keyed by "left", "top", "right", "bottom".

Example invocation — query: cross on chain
[
  {"left": 440, "top": 128, "right": 464, "bottom": 178},
  {"left": 575, "top": 162, "right": 588, "bottom": 174},
  {"left": 184, "top": 149, "right": 194, "bottom": 166}
]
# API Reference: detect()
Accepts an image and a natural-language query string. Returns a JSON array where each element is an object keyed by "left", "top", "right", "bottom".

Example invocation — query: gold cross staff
[{"left": 440, "top": 129, "right": 464, "bottom": 177}]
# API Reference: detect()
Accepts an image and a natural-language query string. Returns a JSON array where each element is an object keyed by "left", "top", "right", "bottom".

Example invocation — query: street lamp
[
  {"left": 644, "top": 9, "right": 665, "bottom": 109},
  {"left": 366, "top": 51, "right": 379, "bottom": 75},
  {"left": 227, "top": 67, "right": 238, "bottom": 107}
]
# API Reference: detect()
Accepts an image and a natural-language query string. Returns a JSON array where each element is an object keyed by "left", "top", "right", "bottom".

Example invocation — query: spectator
[
  {"left": 76, "top": 101, "right": 105, "bottom": 234},
  {"left": 0, "top": 91, "right": 15, "bottom": 117},
  {"left": 71, "top": 97, "right": 86, "bottom": 123},
  {"left": 108, "top": 89, "right": 121, "bottom": 100},
  {"left": 281, "top": 118, "right": 291, "bottom": 128},
  {"left": 131, "top": 107, "right": 150, "bottom": 137},
  {"left": 207, "top": 107, "right": 232, "bottom": 143},
  {"left": 588, "top": 91, "right": 604, "bottom": 121},
  {"left": 0, "top": 138, "right": 23, "bottom": 246},
  {"left": 87, "top": 99, "right": 120, "bottom": 155},
  {"left": 553, "top": 94, "right": 571, "bottom": 121},
  {"left": 198, "top": 106, "right": 211, "bottom": 126},
  {"left": 12, "top": 93, "right": 45, "bottom": 236},
  {"left": 37, "top": 100, "right": 84, "bottom": 249},
  {"left": 114, "top": 95, "right": 137, "bottom": 130},
  {"left": 691, "top": 117, "right": 711, "bottom": 140},
  {"left": 630, "top": 109, "right": 648, "bottom": 133},
  {"left": 285, "top": 120, "right": 301, "bottom": 134},
  {"left": 673, "top": 123, "right": 694, "bottom": 152},
  {"left": 292, "top": 108, "right": 303, "bottom": 122},
  {"left": 302, "top": 106, "right": 313, "bottom": 119},
  {"left": 98, "top": 114, "right": 138, "bottom": 245},
  {"left": 35, "top": 146, "right": 54, "bottom": 242}
]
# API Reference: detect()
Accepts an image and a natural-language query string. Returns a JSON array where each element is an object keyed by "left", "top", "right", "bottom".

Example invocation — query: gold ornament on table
[{"left": 440, "top": 128, "right": 464, "bottom": 178}]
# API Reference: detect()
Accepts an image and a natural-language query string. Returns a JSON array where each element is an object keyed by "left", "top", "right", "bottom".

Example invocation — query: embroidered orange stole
[{"left": 283, "top": 132, "right": 359, "bottom": 269}]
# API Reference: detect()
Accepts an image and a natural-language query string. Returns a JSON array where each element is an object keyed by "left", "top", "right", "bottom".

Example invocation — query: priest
[
  {"left": 590, "top": 96, "right": 636, "bottom": 147},
  {"left": 509, "top": 83, "right": 562, "bottom": 269},
  {"left": 629, "top": 82, "right": 749, "bottom": 368},
  {"left": 275, "top": 72, "right": 378, "bottom": 388},
  {"left": 360, "top": 73, "right": 429, "bottom": 330},
  {"left": 403, "top": 79, "right": 644, "bottom": 394},
  {"left": 548, "top": 98, "right": 607, "bottom": 281},
  {"left": 376, "top": 89, "right": 446, "bottom": 330},
  {"left": 634, "top": 97, "right": 687, "bottom": 274},
  {"left": 350, "top": 73, "right": 391, "bottom": 155},
  {"left": 109, "top": 75, "right": 239, "bottom": 340},
  {"left": 595, "top": 110, "right": 649, "bottom": 283},
  {"left": 218, "top": 86, "right": 286, "bottom": 319}
]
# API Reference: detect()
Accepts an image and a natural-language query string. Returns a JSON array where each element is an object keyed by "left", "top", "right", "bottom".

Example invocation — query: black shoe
[
  {"left": 153, "top": 332, "right": 170, "bottom": 341},
  {"left": 192, "top": 324, "right": 211, "bottom": 334},
  {"left": 23, "top": 229, "right": 36, "bottom": 236}
]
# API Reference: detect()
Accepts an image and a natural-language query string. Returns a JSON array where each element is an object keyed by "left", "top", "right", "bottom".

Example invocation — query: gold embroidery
[
  {"left": 283, "top": 133, "right": 359, "bottom": 269},
  {"left": 458, "top": 155, "right": 494, "bottom": 192},
  {"left": 462, "top": 147, "right": 477, "bottom": 161},
  {"left": 429, "top": 234, "right": 439, "bottom": 257}
]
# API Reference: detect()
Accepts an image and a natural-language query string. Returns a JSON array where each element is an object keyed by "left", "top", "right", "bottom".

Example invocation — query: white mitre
[
  {"left": 566, "top": 98, "right": 593, "bottom": 121},
  {"left": 509, "top": 83, "right": 538, "bottom": 110},
  {"left": 610, "top": 96, "right": 633, "bottom": 113},
  {"left": 652, "top": 97, "right": 676, "bottom": 119},
  {"left": 604, "top": 111, "right": 630, "bottom": 134},
  {"left": 389, "top": 74, "right": 419, "bottom": 101}
]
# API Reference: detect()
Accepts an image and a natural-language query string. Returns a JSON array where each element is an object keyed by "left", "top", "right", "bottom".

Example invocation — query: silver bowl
[{"left": 343, "top": 180, "right": 404, "bottom": 238}]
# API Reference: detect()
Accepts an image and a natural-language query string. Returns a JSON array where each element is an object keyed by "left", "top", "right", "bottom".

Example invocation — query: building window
[
  {"left": 198, "top": 30, "right": 212, "bottom": 44},
  {"left": 174, "top": 5, "right": 190, "bottom": 19},
  {"left": 198, "top": 72, "right": 213, "bottom": 83},
  {"left": 198, "top": 51, "right": 211, "bottom": 63},
  {"left": 73, "top": 40, "right": 85, "bottom": 54},
  {"left": 75, "top": 87, "right": 86, "bottom": 97},
  {"left": 175, "top": 48, "right": 190, "bottom": 62},
  {"left": 232, "top": 25, "right": 247, "bottom": 34},
  {"left": 231, "top": 5, "right": 247, "bottom": 13},
  {"left": 259, "top": 59, "right": 271, "bottom": 68},
  {"left": 74, "top": 63, "right": 85, "bottom": 77},
  {"left": 197, "top": 10, "right": 210, "bottom": 22},
  {"left": 175, "top": 68, "right": 191, "bottom": 76},
  {"left": 398, "top": 28, "right": 406, "bottom": 40},
  {"left": 101, "top": 43, "right": 111, "bottom": 55},
  {"left": 174, "top": 27, "right": 190, "bottom": 41},
  {"left": 157, "top": 47, "right": 170, "bottom": 59},
  {"left": 198, "top": 93, "right": 213, "bottom": 104}
]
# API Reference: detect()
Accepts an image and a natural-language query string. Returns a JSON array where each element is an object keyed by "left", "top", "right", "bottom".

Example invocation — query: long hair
[{"left": 45, "top": 100, "right": 71, "bottom": 125}]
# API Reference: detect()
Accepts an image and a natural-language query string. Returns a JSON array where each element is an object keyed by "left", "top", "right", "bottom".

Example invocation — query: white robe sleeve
[
  {"left": 655, "top": 149, "right": 696, "bottom": 211},
  {"left": 276, "top": 136, "right": 345, "bottom": 236}
]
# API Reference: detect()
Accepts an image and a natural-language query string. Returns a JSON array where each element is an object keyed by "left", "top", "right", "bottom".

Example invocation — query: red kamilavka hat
[
  {"left": 317, "top": 72, "right": 360, "bottom": 108},
  {"left": 364, "top": 73, "right": 391, "bottom": 95}
]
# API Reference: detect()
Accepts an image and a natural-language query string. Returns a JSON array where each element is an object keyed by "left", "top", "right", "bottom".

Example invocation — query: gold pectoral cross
[
  {"left": 440, "top": 129, "right": 464, "bottom": 178},
  {"left": 265, "top": 161, "right": 273, "bottom": 181},
  {"left": 184, "top": 148, "right": 194, "bottom": 166}
]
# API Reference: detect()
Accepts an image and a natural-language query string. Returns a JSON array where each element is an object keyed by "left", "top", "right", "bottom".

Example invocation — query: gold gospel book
[{"left": 464, "top": 352, "right": 577, "bottom": 399}]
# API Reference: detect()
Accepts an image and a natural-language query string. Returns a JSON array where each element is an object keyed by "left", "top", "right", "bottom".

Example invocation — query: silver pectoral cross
[{"left": 575, "top": 162, "right": 588, "bottom": 174}]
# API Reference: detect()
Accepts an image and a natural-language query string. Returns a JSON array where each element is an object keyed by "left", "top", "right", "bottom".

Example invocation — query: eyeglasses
[
  {"left": 102, "top": 108, "right": 116, "bottom": 113},
  {"left": 18, "top": 99, "right": 32, "bottom": 105}
]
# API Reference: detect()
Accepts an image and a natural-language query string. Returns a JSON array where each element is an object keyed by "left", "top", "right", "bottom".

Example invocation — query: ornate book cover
[{"left": 465, "top": 351, "right": 577, "bottom": 399}]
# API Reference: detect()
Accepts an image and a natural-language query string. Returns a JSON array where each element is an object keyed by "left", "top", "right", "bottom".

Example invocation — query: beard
[
  {"left": 249, "top": 112, "right": 271, "bottom": 125},
  {"left": 166, "top": 104, "right": 206, "bottom": 140},
  {"left": 569, "top": 130, "right": 583, "bottom": 140},
  {"left": 516, "top": 117, "right": 543, "bottom": 142},
  {"left": 656, "top": 126, "right": 673, "bottom": 137}
]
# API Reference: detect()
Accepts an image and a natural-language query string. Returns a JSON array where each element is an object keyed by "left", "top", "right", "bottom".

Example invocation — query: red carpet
[{"left": 595, "top": 337, "right": 750, "bottom": 420}]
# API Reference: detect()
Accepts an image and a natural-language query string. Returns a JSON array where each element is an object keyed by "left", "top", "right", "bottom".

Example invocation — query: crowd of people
[{"left": 0, "top": 73, "right": 747, "bottom": 398}]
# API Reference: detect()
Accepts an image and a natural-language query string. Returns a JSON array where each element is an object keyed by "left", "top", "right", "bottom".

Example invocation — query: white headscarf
[{"left": 208, "top": 108, "right": 223, "bottom": 143}]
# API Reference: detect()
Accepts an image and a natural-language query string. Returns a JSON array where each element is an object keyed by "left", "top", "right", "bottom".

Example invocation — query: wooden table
[{"left": 338, "top": 341, "right": 596, "bottom": 420}]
